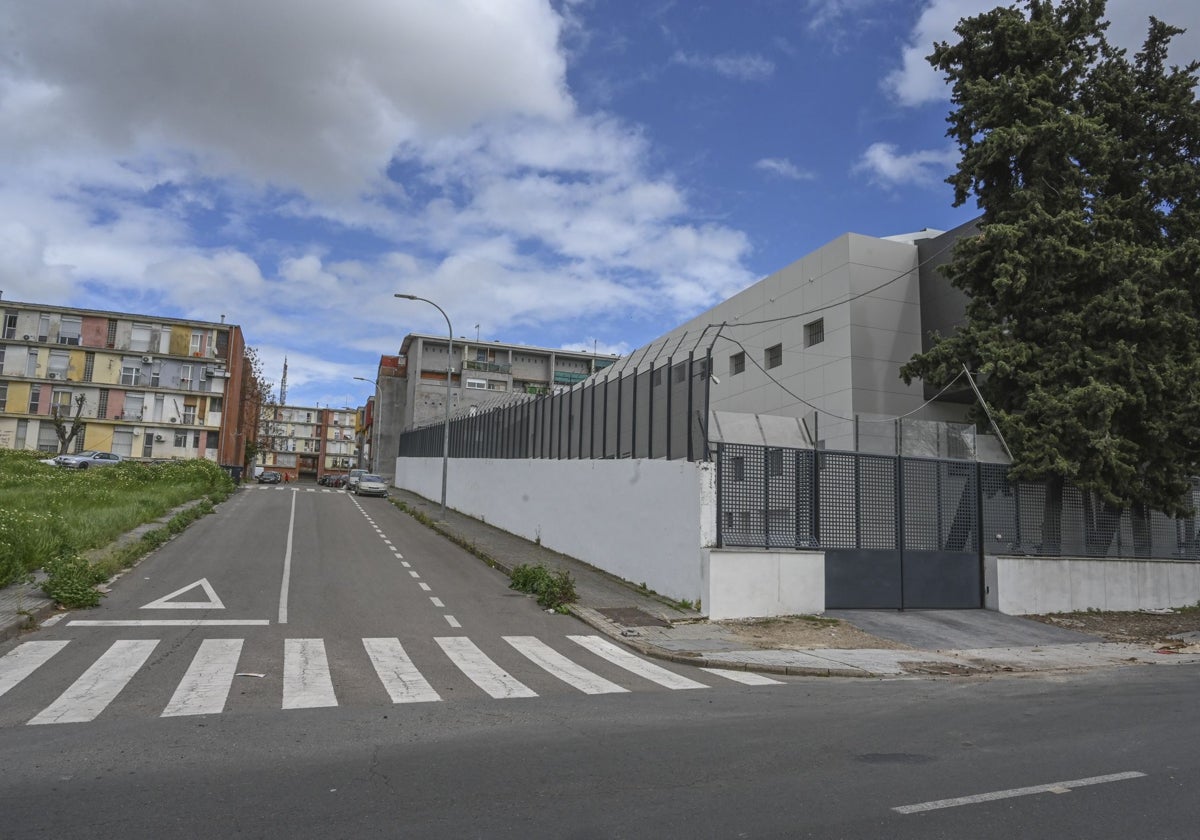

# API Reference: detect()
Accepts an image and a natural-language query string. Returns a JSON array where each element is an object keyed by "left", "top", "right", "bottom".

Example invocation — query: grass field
[{"left": 0, "top": 449, "right": 234, "bottom": 588}]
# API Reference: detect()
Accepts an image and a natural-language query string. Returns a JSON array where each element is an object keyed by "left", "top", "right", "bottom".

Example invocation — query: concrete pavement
[{"left": 5, "top": 484, "right": 1200, "bottom": 677}]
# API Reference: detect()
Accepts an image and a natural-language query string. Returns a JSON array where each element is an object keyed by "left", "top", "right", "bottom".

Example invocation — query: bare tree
[{"left": 51, "top": 394, "right": 87, "bottom": 454}]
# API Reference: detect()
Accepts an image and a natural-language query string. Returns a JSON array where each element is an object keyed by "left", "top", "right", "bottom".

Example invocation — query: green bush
[
  {"left": 42, "top": 553, "right": 102, "bottom": 608},
  {"left": 509, "top": 563, "right": 578, "bottom": 613}
]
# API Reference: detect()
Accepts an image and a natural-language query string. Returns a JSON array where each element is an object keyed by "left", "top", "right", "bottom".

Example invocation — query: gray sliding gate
[{"left": 716, "top": 444, "right": 982, "bottom": 609}]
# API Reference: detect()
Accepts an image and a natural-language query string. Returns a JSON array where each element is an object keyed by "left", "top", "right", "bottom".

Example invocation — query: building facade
[
  {"left": 258, "top": 405, "right": 357, "bottom": 482},
  {"left": 0, "top": 300, "right": 253, "bottom": 469}
]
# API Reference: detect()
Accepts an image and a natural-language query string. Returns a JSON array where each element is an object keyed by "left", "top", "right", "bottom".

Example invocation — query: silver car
[
  {"left": 53, "top": 450, "right": 124, "bottom": 469},
  {"left": 346, "top": 468, "right": 368, "bottom": 492},
  {"left": 354, "top": 474, "right": 388, "bottom": 497}
]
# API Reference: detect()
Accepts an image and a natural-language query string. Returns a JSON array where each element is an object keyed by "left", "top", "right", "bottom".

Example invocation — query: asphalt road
[{"left": 2, "top": 485, "right": 1198, "bottom": 838}]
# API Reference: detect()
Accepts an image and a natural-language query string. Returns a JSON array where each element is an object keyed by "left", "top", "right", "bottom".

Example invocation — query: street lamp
[
  {"left": 394, "top": 293, "right": 453, "bottom": 519},
  {"left": 352, "top": 376, "right": 378, "bottom": 473}
]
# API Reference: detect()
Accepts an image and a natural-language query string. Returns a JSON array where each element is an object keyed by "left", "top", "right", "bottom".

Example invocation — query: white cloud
[
  {"left": 755, "top": 158, "right": 817, "bottom": 181},
  {"left": 885, "top": 0, "right": 1200, "bottom": 107},
  {"left": 853, "top": 143, "right": 958, "bottom": 187},
  {"left": 671, "top": 51, "right": 776, "bottom": 82}
]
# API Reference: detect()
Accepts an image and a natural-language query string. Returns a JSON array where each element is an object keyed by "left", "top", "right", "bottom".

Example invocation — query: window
[
  {"left": 2, "top": 312, "right": 16, "bottom": 340},
  {"left": 120, "top": 358, "right": 141, "bottom": 386},
  {"left": 206, "top": 431, "right": 218, "bottom": 449},
  {"left": 74, "top": 431, "right": 85, "bottom": 453},
  {"left": 112, "top": 428, "right": 134, "bottom": 457},
  {"left": 804, "top": 318, "right": 824, "bottom": 347},
  {"left": 51, "top": 388, "right": 73, "bottom": 415},
  {"left": 651, "top": 368, "right": 663, "bottom": 387},
  {"left": 123, "top": 392, "right": 145, "bottom": 420},
  {"left": 174, "top": 430, "right": 188, "bottom": 447},
  {"left": 729, "top": 352, "right": 745, "bottom": 376},
  {"left": 476, "top": 349, "right": 487, "bottom": 361},
  {"left": 672, "top": 362, "right": 687, "bottom": 384},
  {"left": 192, "top": 431, "right": 201, "bottom": 448},
  {"left": 36, "top": 423, "right": 58, "bottom": 452},
  {"left": 105, "top": 319, "right": 117, "bottom": 348},
  {"left": 180, "top": 364, "right": 193, "bottom": 390},
  {"left": 28, "top": 383, "right": 41, "bottom": 414},
  {"left": 487, "top": 381, "right": 506, "bottom": 391},
  {"left": 182, "top": 404, "right": 197, "bottom": 424},
  {"left": 37, "top": 314, "right": 50, "bottom": 342},
  {"left": 83, "top": 352, "right": 95, "bottom": 382},
  {"left": 190, "top": 331, "right": 203, "bottom": 356},
  {"left": 59, "top": 316, "right": 82, "bottom": 345},
  {"left": 97, "top": 389, "right": 109, "bottom": 418},
  {"left": 25, "top": 352, "right": 38, "bottom": 377},
  {"left": 150, "top": 364, "right": 160, "bottom": 387},
  {"left": 209, "top": 396, "right": 223, "bottom": 412},
  {"left": 142, "top": 434, "right": 154, "bottom": 458},
  {"left": 764, "top": 343, "right": 783, "bottom": 369},
  {"left": 130, "top": 323, "right": 153, "bottom": 352},
  {"left": 0, "top": 344, "right": 5, "bottom": 372},
  {"left": 465, "top": 378, "right": 487, "bottom": 390},
  {"left": 47, "top": 350, "right": 69, "bottom": 379},
  {"left": 0, "top": 381, "right": 6, "bottom": 411}
]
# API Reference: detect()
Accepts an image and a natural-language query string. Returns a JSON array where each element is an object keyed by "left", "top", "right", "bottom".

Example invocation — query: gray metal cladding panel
[
  {"left": 900, "top": 550, "right": 982, "bottom": 609},
  {"left": 825, "top": 549, "right": 902, "bottom": 609}
]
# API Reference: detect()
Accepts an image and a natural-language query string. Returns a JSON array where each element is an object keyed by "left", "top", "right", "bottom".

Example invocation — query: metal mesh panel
[
  {"left": 718, "top": 443, "right": 766, "bottom": 547},
  {"left": 817, "top": 452, "right": 859, "bottom": 548},
  {"left": 857, "top": 455, "right": 897, "bottom": 550},
  {"left": 903, "top": 458, "right": 978, "bottom": 552}
]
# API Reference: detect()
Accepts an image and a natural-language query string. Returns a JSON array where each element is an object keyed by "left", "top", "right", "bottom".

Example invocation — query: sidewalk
[{"left": 5, "top": 487, "right": 1200, "bottom": 677}]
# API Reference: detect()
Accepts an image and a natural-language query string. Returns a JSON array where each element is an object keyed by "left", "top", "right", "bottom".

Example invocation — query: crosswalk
[{"left": 1, "top": 634, "right": 782, "bottom": 725}]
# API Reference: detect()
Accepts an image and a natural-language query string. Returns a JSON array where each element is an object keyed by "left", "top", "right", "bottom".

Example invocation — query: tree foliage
[{"left": 901, "top": 0, "right": 1200, "bottom": 515}]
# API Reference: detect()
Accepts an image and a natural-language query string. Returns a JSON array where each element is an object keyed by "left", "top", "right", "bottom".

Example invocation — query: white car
[
  {"left": 354, "top": 474, "right": 388, "bottom": 497},
  {"left": 52, "top": 450, "right": 125, "bottom": 469},
  {"left": 346, "top": 468, "right": 368, "bottom": 492}
]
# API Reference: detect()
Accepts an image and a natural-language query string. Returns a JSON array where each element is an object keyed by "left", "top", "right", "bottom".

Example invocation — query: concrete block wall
[{"left": 986, "top": 555, "right": 1200, "bottom": 615}]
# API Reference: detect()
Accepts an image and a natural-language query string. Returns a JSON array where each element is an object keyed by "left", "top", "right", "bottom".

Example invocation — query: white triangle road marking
[{"left": 141, "top": 578, "right": 225, "bottom": 610}]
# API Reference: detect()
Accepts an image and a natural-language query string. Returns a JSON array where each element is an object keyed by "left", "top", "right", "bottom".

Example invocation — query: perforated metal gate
[{"left": 716, "top": 444, "right": 982, "bottom": 609}]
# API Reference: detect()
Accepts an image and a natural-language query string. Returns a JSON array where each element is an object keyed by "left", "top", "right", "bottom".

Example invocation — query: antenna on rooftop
[{"left": 279, "top": 356, "right": 289, "bottom": 405}]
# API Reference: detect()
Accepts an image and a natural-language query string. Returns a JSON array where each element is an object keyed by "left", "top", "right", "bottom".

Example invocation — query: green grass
[{"left": 0, "top": 450, "right": 234, "bottom": 588}]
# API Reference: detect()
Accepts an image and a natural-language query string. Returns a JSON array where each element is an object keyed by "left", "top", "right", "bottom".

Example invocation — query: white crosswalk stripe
[
  {"left": 505, "top": 636, "right": 628, "bottom": 695},
  {"left": 0, "top": 641, "right": 69, "bottom": 699},
  {"left": 162, "top": 638, "right": 243, "bottom": 717},
  {"left": 363, "top": 638, "right": 441, "bottom": 703},
  {"left": 29, "top": 639, "right": 159, "bottom": 725},
  {"left": 568, "top": 635, "right": 708, "bottom": 690},
  {"left": 436, "top": 637, "right": 537, "bottom": 699},
  {"left": 1, "top": 633, "right": 788, "bottom": 725},
  {"left": 282, "top": 638, "right": 338, "bottom": 709}
]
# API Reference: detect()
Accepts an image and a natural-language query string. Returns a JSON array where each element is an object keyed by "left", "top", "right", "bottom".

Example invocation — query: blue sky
[{"left": 2, "top": 0, "right": 1197, "bottom": 408}]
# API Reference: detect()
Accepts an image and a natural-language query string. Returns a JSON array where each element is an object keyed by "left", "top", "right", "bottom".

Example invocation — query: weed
[
  {"left": 509, "top": 563, "right": 578, "bottom": 612},
  {"left": 42, "top": 553, "right": 102, "bottom": 608}
]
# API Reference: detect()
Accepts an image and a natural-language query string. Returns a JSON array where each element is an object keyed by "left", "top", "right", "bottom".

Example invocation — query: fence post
[
  {"left": 715, "top": 442, "right": 724, "bottom": 548},
  {"left": 648, "top": 362, "right": 657, "bottom": 459},
  {"left": 686, "top": 351, "right": 695, "bottom": 462},
  {"left": 616, "top": 372, "right": 623, "bottom": 458},
  {"left": 812, "top": 446, "right": 821, "bottom": 546},
  {"left": 631, "top": 367, "right": 639, "bottom": 458},
  {"left": 665, "top": 355, "right": 673, "bottom": 460},
  {"left": 794, "top": 449, "right": 802, "bottom": 549},
  {"left": 763, "top": 446, "right": 770, "bottom": 550}
]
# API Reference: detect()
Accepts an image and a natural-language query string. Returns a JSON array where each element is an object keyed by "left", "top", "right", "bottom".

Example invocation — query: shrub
[
  {"left": 42, "top": 553, "right": 103, "bottom": 608},
  {"left": 509, "top": 563, "right": 578, "bottom": 613}
]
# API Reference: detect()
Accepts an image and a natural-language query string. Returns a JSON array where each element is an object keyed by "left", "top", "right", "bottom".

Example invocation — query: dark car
[{"left": 257, "top": 471, "right": 282, "bottom": 484}]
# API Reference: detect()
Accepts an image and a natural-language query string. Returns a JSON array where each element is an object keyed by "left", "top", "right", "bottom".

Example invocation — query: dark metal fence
[
  {"left": 398, "top": 351, "right": 712, "bottom": 461},
  {"left": 717, "top": 442, "right": 1200, "bottom": 560}
]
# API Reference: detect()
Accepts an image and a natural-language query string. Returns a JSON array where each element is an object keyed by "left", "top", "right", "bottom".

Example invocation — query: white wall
[
  {"left": 986, "top": 555, "right": 1200, "bottom": 615},
  {"left": 395, "top": 457, "right": 715, "bottom": 604},
  {"left": 703, "top": 549, "right": 825, "bottom": 620}
]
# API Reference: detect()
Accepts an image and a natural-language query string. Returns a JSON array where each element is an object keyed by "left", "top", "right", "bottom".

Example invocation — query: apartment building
[
  {"left": 257, "top": 405, "right": 357, "bottom": 481},
  {"left": 0, "top": 299, "right": 253, "bottom": 469}
]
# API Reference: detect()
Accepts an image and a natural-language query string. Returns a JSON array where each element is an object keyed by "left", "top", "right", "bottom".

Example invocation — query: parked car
[
  {"left": 354, "top": 474, "right": 388, "bottom": 497},
  {"left": 329, "top": 475, "right": 347, "bottom": 488},
  {"left": 257, "top": 471, "right": 282, "bottom": 484},
  {"left": 346, "top": 468, "right": 368, "bottom": 492},
  {"left": 52, "top": 450, "right": 124, "bottom": 469}
]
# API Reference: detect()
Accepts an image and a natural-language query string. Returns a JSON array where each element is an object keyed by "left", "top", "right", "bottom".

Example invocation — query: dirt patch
[
  {"left": 719, "top": 615, "right": 912, "bottom": 650},
  {"left": 1025, "top": 607, "right": 1200, "bottom": 649}
]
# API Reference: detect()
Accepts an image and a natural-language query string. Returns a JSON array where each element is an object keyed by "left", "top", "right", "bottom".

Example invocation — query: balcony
[{"left": 463, "top": 359, "right": 512, "bottom": 374}]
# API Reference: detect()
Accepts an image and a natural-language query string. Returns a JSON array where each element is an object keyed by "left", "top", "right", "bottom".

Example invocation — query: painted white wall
[
  {"left": 395, "top": 456, "right": 716, "bottom": 604},
  {"left": 986, "top": 555, "right": 1200, "bottom": 615},
  {"left": 702, "top": 549, "right": 825, "bottom": 620}
]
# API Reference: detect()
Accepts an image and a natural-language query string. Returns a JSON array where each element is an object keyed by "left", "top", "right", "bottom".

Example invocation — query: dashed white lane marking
[
  {"left": 282, "top": 639, "right": 338, "bottom": 709},
  {"left": 430, "top": 597, "right": 444, "bottom": 607},
  {"left": 444, "top": 616, "right": 461, "bottom": 628},
  {"left": 69, "top": 620, "right": 269, "bottom": 627},
  {"left": 394, "top": 553, "right": 404, "bottom": 560},
  {"left": 0, "top": 641, "right": 69, "bottom": 699},
  {"left": 383, "top": 540, "right": 393, "bottom": 546},
  {"left": 363, "top": 638, "right": 441, "bottom": 703},
  {"left": 162, "top": 638, "right": 243, "bottom": 717},
  {"left": 29, "top": 639, "right": 159, "bottom": 725},
  {"left": 401, "top": 561, "right": 411, "bottom": 568},
  {"left": 436, "top": 637, "right": 537, "bottom": 699},
  {"left": 409, "top": 571, "right": 421, "bottom": 579},
  {"left": 505, "top": 636, "right": 629, "bottom": 695},
  {"left": 568, "top": 635, "right": 707, "bottom": 690},
  {"left": 892, "top": 772, "right": 1148, "bottom": 814},
  {"left": 700, "top": 667, "right": 784, "bottom": 686},
  {"left": 419, "top": 583, "right": 431, "bottom": 591}
]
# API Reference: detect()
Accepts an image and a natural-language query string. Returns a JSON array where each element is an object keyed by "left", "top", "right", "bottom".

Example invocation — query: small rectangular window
[
  {"left": 174, "top": 430, "right": 188, "bottom": 447},
  {"left": 764, "top": 344, "right": 783, "bottom": 369},
  {"left": 0, "top": 381, "right": 7, "bottom": 411},
  {"left": 465, "top": 378, "right": 487, "bottom": 390},
  {"left": 729, "top": 352, "right": 745, "bottom": 376},
  {"left": 804, "top": 318, "right": 824, "bottom": 347}
]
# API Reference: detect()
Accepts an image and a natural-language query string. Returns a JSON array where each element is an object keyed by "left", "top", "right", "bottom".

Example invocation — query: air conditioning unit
[
  {"left": 22, "top": 334, "right": 31, "bottom": 340},
  {"left": 141, "top": 355, "right": 153, "bottom": 364},
  {"left": 204, "top": 367, "right": 215, "bottom": 377},
  {"left": 132, "top": 429, "right": 141, "bottom": 436},
  {"left": 154, "top": 434, "right": 165, "bottom": 442},
  {"left": 169, "top": 417, "right": 178, "bottom": 423},
  {"left": 48, "top": 372, "right": 58, "bottom": 379}
]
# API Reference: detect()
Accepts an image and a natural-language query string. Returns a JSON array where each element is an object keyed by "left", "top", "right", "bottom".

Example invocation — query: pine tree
[{"left": 901, "top": 0, "right": 1200, "bottom": 516}]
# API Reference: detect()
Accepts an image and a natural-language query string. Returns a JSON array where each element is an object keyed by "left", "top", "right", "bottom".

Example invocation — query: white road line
[
  {"left": 436, "top": 637, "right": 537, "bottom": 699},
  {"left": 162, "top": 639, "right": 244, "bottom": 717},
  {"left": 383, "top": 540, "right": 393, "bottom": 546},
  {"left": 444, "top": 616, "right": 461, "bottom": 628},
  {"left": 419, "top": 583, "right": 431, "bottom": 591},
  {"left": 41, "top": 613, "right": 66, "bottom": 627},
  {"left": 401, "top": 561, "right": 411, "bottom": 568},
  {"left": 363, "top": 638, "right": 441, "bottom": 703},
  {"left": 505, "top": 636, "right": 629, "bottom": 695},
  {"left": 394, "top": 552, "right": 404, "bottom": 559},
  {"left": 893, "top": 772, "right": 1148, "bottom": 814},
  {"left": 430, "top": 597, "right": 444, "bottom": 607},
  {"left": 69, "top": 620, "right": 269, "bottom": 627},
  {"left": 282, "top": 639, "right": 338, "bottom": 709},
  {"left": 0, "top": 641, "right": 70, "bottom": 699},
  {"left": 409, "top": 571, "right": 421, "bottom": 579},
  {"left": 568, "top": 635, "right": 707, "bottom": 690},
  {"left": 278, "top": 489, "right": 298, "bottom": 624},
  {"left": 700, "top": 668, "right": 784, "bottom": 686},
  {"left": 29, "top": 639, "right": 159, "bottom": 725}
]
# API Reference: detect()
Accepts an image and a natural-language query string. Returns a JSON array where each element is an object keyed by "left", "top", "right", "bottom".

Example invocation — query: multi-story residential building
[
  {"left": 396, "top": 335, "right": 618, "bottom": 430},
  {"left": 257, "top": 405, "right": 357, "bottom": 482},
  {"left": 0, "top": 299, "right": 254, "bottom": 470}
]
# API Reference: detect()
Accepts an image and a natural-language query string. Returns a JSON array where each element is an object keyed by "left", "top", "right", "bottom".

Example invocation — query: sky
[{"left": 2, "top": 0, "right": 1197, "bottom": 409}]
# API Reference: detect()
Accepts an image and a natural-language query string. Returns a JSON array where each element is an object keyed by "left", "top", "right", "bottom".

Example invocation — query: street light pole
[
  {"left": 352, "top": 376, "right": 378, "bottom": 473},
  {"left": 394, "top": 293, "right": 453, "bottom": 519}
]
